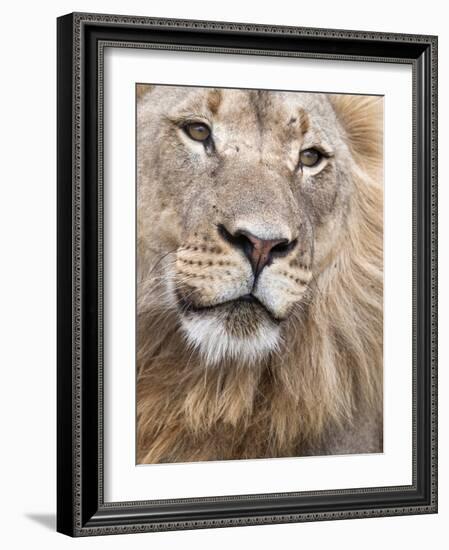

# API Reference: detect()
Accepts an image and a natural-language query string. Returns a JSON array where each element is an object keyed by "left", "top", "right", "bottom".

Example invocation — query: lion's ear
[
  {"left": 136, "top": 84, "right": 155, "bottom": 102},
  {"left": 330, "top": 95, "right": 383, "bottom": 176}
]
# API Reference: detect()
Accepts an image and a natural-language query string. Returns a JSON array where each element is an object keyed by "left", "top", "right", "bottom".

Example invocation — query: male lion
[{"left": 136, "top": 85, "right": 383, "bottom": 463}]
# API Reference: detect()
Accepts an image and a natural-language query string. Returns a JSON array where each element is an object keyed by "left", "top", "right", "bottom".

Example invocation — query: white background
[
  {"left": 104, "top": 50, "right": 412, "bottom": 501},
  {"left": 0, "top": 1, "right": 446, "bottom": 549}
]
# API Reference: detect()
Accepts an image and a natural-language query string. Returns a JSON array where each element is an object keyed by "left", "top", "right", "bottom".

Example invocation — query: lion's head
[{"left": 137, "top": 85, "right": 383, "bottom": 462}]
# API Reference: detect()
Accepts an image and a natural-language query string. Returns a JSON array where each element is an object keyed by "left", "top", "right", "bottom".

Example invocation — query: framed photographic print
[{"left": 57, "top": 12, "right": 438, "bottom": 536}]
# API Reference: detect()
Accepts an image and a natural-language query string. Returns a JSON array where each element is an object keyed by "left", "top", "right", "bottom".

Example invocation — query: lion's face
[{"left": 138, "top": 87, "right": 357, "bottom": 365}]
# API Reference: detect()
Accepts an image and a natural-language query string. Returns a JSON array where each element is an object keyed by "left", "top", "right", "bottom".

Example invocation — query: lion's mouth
[{"left": 177, "top": 293, "right": 283, "bottom": 325}]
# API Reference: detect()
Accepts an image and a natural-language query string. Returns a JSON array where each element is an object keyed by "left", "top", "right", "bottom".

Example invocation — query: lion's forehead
[{"left": 168, "top": 88, "right": 338, "bottom": 142}]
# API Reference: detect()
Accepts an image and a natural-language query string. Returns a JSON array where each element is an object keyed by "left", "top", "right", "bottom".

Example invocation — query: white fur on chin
[{"left": 181, "top": 313, "right": 281, "bottom": 366}]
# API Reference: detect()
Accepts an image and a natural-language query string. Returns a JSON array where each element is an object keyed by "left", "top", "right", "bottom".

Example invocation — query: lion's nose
[{"left": 218, "top": 225, "right": 297, "bottom": 278}]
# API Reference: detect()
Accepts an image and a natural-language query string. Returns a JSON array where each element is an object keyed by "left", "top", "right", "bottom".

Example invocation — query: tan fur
[
  {"left": 136, "top": 86, "right": 383, "bottom": 463},
  {"left": 136, "top": 83, "right": 153, "bottom": 101}
]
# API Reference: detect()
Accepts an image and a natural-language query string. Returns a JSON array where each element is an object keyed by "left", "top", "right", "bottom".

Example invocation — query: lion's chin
[{"left": 180, "top": 302, "right": 281, "bottom": 366}]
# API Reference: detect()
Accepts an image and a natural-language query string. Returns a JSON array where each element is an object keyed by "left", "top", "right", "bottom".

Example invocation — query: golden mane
[{"left": 136, "top": 95, "right": 383, "bottom": 463}]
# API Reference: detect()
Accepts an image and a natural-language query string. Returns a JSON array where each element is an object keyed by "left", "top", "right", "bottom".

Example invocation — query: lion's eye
[
  {"left": 183, "top": 122, "right": 211, "bottom": 142},
  {"left": 299, "top": 148, "right": 322, "bottom": 167}
]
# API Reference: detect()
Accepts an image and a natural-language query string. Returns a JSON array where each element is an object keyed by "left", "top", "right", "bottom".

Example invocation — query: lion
[{"left": 136, "top": 84, "right": 383, "bottom": 464}]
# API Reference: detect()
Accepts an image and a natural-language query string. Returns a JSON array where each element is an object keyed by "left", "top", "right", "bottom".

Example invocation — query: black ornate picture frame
[{"left": 57, "top": 12, "right": 438, "bottom": 536}]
